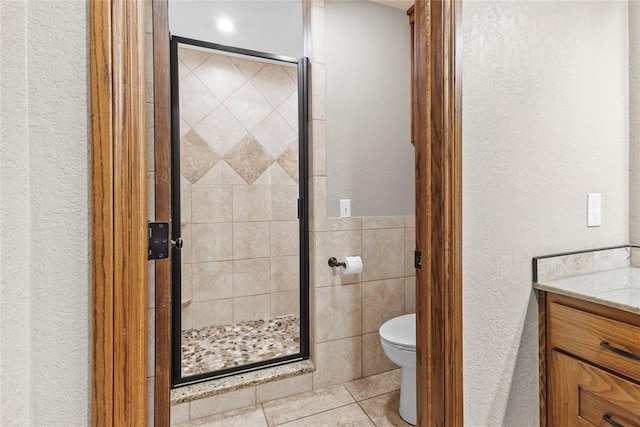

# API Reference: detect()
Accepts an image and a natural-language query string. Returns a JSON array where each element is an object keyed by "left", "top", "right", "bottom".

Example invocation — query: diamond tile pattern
[
  {"left": 194, "top": 105, "right": 247, "bottom": 156},
  {"left": 252, "top": 111, "right": 297, "bottom": 159},
  {"left": 252, "top": 64, "right": 297, "bottom": 108},
  {"left": 225, "top": 134, "right": 274, "bottom": 185},
  {"left": 231, "top": 56, "right": 267, "bottom": 80},
  {"left": 179, "top": 48, "right": 301, "bottom": 190},
  {"left": 179, "top": 47, "right": 212, "bottom": 71},
  {"left": 180, "top": 129, "right": 221, "bottom": 184},
  {"left": 179, "top": 73, "right": 220, "bottom": 127},
  {"left": 193, "top": 54, "right": 247, "bottom": 102},
  {"left": 277, "top": 141, "right": 299, "bottom": 184},
  {"left": 223, "top": 82, "right": 273, "bottom": 131}
]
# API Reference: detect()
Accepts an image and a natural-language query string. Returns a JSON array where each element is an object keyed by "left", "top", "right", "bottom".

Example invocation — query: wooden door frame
[
  {"left": 414, "top": 0, "right": 463, "bottom": 426},
  {"left": 90, "top": 0, "right": 463, "bottom": 425},
  {"left": 89, "top": 0, "right": 148, "bottom": 425}
]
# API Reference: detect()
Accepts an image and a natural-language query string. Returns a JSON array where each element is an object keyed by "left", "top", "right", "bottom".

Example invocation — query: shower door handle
[{"left": 171, "top": 237, "right": 183, "bottom": 250}]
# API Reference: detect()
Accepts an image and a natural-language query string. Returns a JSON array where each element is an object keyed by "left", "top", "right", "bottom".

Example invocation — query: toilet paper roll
[{"left": 339, "top": 256, "right": 363, "bottom": 275}]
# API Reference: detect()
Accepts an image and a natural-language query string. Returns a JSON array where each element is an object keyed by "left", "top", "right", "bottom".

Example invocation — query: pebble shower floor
[{"left": 181, "top": 314, "right": 300, "bottom": 376}]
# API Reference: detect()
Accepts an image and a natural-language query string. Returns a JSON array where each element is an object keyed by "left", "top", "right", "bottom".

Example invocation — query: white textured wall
[
  {"left": 0, "top": 0, "right": 90, "bottom": 425},
  {"left": 325, "top": 0, "right": 413, "bottom": 217},
  {"left": 169, "top": 0, "right": 303, "bottom": 58},
  {"left": 463, "top": 2, "right": 628, "bottom": 425},
  {"left": 629, "top": 1, "right": 640, "bottom": 244}
]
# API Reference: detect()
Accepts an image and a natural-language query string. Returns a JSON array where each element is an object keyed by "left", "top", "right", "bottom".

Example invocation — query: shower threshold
[{"left": 181, "top": 314, "right": 300, "bottom": 377}]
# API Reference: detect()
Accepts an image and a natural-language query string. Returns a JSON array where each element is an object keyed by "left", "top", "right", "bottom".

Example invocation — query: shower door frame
[{"left": 168, "top": 36, "right": 311, "bottom": 387}]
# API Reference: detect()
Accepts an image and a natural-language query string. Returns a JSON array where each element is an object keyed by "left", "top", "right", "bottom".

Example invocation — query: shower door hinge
[
  {"left": 148, "top": 222, "right": 170, "bottom": 260},
  {"left": 414, "top": 250, "right": 422, "bottom": 269}
]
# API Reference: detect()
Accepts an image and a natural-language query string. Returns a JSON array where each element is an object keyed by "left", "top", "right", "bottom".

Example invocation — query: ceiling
[{"left": 369, "top": 0, "right": 414, "bottom": 12}]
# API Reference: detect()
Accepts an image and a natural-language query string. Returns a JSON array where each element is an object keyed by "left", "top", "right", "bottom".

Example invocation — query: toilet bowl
[{"left": 379, "top": 313, "right": 416, "bottom": 425}]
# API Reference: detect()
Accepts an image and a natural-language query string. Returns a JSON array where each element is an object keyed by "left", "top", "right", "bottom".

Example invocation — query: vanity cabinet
[{"left": 540, "top": 292, "right": 640, "bottom": 426}]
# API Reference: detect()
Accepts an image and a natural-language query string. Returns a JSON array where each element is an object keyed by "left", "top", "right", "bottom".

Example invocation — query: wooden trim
[
  {"left": 90, "top": 0, "right": 148, "bottom": 425},
  {"left": 538, "top": 290, "right": 547, "bottom": 427},
  {"left": 90, "top": 1, "right": 114, "bottom": 424},
  {"left": 414, "top": 0, "right": 463, "bottom": 425},
  {"left": 152, "top": 0, "right": 173, "bottom": 425}
]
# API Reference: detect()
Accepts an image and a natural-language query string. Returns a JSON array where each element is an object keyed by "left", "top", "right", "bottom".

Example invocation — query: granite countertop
[{"left": 534, "top": 265, "right": 640, "bottom": 316}]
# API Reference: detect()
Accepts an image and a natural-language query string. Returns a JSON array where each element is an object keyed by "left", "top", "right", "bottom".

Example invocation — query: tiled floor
[
  {"left": 182, "top": 315, "right": 300, "bottom": 376},
  {"left": 175, "top": 369, "right": 412, "bottom": 426}
]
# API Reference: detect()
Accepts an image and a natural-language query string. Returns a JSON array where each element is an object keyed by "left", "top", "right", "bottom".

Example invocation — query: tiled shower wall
[
  {"left": 176, "top": 47, "right": 301, "bottom": 329},
  {"left": 167, "top": 0, "right": 417, "bottom": 423}
]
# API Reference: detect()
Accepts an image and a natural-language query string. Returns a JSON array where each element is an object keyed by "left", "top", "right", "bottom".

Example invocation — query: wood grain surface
[
  {"left": 90, "top": 0, "right": 148, "bottom": 424},
  {"left": 414, "top": 0, "right": 463, "bottom": 425}
]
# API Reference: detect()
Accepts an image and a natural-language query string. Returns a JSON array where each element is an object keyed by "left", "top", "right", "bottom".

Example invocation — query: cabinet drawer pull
[
  {"left": 603, "top": 413, "right": 624, "bottom": 427},
  {"left": 600, "top": 341, "right": 640, "bottom": 362}
]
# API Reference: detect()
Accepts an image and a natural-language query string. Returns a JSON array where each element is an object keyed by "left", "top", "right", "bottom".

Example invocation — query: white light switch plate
[
  {"left": 340, "top": 199, "right": 351, "bottom": 218},
  {"left": 587, "top": 193, "right": 601, "bottom": 227}
]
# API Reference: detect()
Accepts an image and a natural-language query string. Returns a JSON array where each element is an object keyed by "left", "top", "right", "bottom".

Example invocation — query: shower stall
[{"left": 169, "top": 36, "right": 309, "bottom": 385}]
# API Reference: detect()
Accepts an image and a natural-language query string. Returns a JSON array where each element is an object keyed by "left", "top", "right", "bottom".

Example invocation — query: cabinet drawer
[
  {"left": 550, "top": 351, "right": 640, "bottom": 426},
  {"left": 549, "top": 303, "right": 640, "bottom": 382}
]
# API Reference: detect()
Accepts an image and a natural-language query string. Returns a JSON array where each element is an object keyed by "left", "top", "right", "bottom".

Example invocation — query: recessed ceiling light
[{"left": 217, "top": 19, "right": 234, "bottom": 33}]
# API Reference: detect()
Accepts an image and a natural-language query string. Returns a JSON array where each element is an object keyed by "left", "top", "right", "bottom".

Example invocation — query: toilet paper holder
[{"left": 328, "top": 257, "right": 346, "bottom": 268}]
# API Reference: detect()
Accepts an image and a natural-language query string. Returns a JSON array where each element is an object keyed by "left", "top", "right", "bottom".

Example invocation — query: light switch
[{"left": 340, "top": 199, "right": 351, "bottom": 218}]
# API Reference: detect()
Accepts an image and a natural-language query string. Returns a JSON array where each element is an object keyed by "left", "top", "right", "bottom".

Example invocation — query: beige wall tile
[
  {"left": 181, "top": 264, "right": 192, "bottom": 302},
  {"left": 181, "top": 304, "right": 192, "bottom": 330},
  {"left": 361, "top": 216, "right": 404, "bottom": 230},
  {"left": 311, "top": 63, "right": 326, "bottom": 120},
  {"left": 362, "top": 332, "right": 398, "bottom": 377},
  {"left": 404, "top": 215, "right": 415, "bottom": 228},
  {"left": 191, "top": 299, "right": 233, "bottom": 329},
  {"left": 225, "top": 134, "right": 275, "bottom": 184},
  {"left": 271, "top": 255, "right": 300, "bottom": 292},
  {"left": 170, "top": 402, "right": 190, "bottom": 426},
  {"left": 252, "top": 64, "right": 297, "bottom": 109},
  {"left": 147, "top": 172, "right": 155, "bottom": 221},
  {"left": 191, "top": 223, "right": 232, "bottom": 262},
  {"left": 254, "top": 163, "right": 297, "bottom": 186},
  {"left": 271, "top": 186, "right": 299, "bottom": 221},
  {"left": 317, "top": 217, "right": 362, "bottom": 232},
  {"left": 310, "top": 176, "right": 327, "bottom": 228},
  {"left": 233, "top": 258, "right": 271, "bottom": 297},
  {"left": 271, "top": 290, "right": 299, "bottom": 317},
  {"left": 181, "top": 224, "right": 192, "bottom": 263},
  {"left": 224, "top": 81, "right": 273, "bottom": 131},
  {"left": 311, "top": 5, "right": 325, "bottom": 65},
  {"left": 178, "top": 73, "right": 220, "bottom": 127},
  {"left": 362, "top": 228, "right": 404, "bottom": 281},
  {"left": 180, "top": 183, "right": 191, "bottom": 224},
  {"left": 361, "top": 278, "right": 404, "bottom": 334},
  {"left": 148, "top": 262, "right": 155, "bottom": 309},
  {"left": 314, "top": 230, "right": 361, "bottom": 287},
  {"left": 191, "top": 185, "right": 232, "bottom": 223},
  {"left": 233, "top": 222, "right": 270, "bottom": 259},
  {"left": 311, "top": 120, "right": 326, "bottom": 176},
  {"left": 147, "top": 377, "right": 154, "bottom": 426},
  {"left": 253, "top": 112, "right": 297, "bottom": 159},
  {"left": 256, "top": 373, "right": 313, "bottom": 404},
  {"left": 147, "top": 308, "right": 154, "bottom": 378},
  {"left": 271, "top": 221, "right": 299, "bottom": 257},
  {"left": 315, "top": 284, "right": 361, "bottom": 342},
  {"left": 191, "top": 261, "right": 233, "bottom": 302},
  {"left": 198, "top": 160, "right": 246, "bottom": 185},
  {"left": 262, "top": 384, "right": 354, "bottom": 426},
  {"left": 189, "top": 387, "right": 256, "bottom": 420},
  {"left": 233, "top": 185, "right": 270, "bottom": 222},
  {"left": 313, "top": 336, "right": 362, "bottom": 388},
  {"left": 404, "top": 276, "right": 416, "bottom": 314},
  {"left": 404, "top": 227, "right": 416, "bottom": 277},
  {"left": 277, "top": 91, "right": 298, "bottom": 131},
  {"left": 234, "top": 294, "right": 270, "bottom": 322}
]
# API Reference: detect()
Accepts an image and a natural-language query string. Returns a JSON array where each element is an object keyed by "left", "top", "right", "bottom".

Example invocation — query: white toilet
[{"left": 379, "top": 313, "right": 416, "bottom": 425}]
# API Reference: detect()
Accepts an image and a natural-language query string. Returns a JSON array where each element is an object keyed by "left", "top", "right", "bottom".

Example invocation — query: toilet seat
[{"left": 379, "top": 313, "right": 415, "bottom": 350}]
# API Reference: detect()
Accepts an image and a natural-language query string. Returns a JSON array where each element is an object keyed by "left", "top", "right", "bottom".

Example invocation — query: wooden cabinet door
[{"left": 549, "top": 350, "right": 640, "bottom": 426}]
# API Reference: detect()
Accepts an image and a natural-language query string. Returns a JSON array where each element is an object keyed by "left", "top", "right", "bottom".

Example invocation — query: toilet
[{"left": 379, "top": 313, "right": 417, "bottom": 425}]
